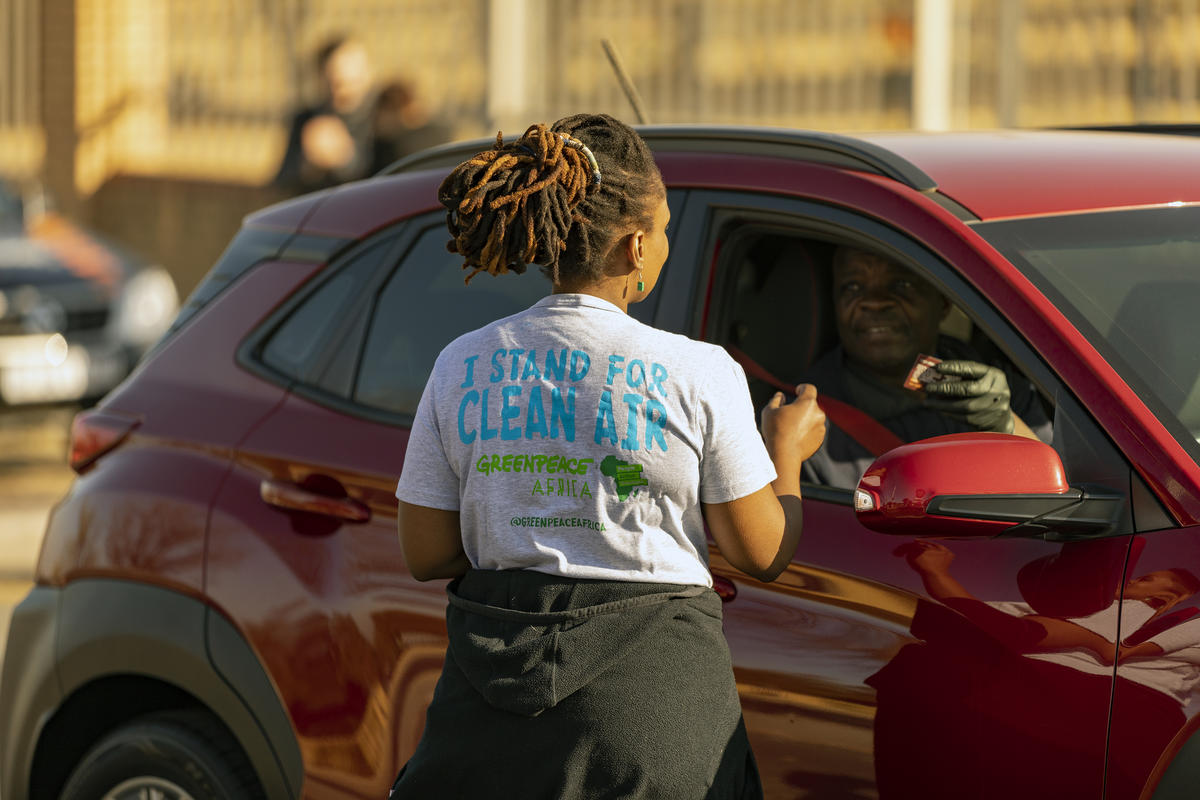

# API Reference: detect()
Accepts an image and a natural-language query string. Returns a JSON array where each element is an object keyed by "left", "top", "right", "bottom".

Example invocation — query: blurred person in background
[
  {"left": 369, "top": 79, "right": 453, "bottom": 174},
  {"left": 273, "top": 34, "right": 377, "bottom": 193}
]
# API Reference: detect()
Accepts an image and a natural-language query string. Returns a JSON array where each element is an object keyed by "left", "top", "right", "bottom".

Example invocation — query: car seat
[{"left": 726, "top": 237, "right": 838, "bottom": 410}]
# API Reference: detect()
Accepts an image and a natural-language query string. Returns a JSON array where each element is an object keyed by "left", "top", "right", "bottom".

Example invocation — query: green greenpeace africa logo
[{"left": 600, "top": 455, "right": 648, "bottom": 500}]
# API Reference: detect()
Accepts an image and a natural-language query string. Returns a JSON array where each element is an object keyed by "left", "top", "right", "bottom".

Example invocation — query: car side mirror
[{"left": 853, "top": 432, "right": 1123, "bottom": 539}]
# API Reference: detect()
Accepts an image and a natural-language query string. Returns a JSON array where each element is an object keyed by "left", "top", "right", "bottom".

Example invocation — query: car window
[
  {"left": 686, "top": 195, "right": 1141, "bottom": 532},
  {"left": 977, "top": 206, "right": 1200, "bottom": 458},
  {"left": 247, "top": 192, "right": 688, "bottom": 424},
  {"left": 353, "top": 223, "right": 550, "bottom": 416},
  {"left": 260, "top": 237, "right": 395, "bottom": 389},
  {"left": 712, "top": 227, "right": 1050, "bottom": 439}
]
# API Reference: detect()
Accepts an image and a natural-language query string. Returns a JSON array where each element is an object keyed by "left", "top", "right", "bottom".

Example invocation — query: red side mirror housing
[{"left": 853, "top": 433, "right": 1110, "bottom": 538}]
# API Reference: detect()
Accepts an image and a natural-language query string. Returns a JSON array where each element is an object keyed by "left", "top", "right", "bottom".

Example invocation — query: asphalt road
[{"left": 0, "top": 407, "right": 76, "bottom": 660}]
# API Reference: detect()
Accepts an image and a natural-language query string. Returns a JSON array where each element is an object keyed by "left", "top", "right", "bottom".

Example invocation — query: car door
[
  {"left": 205, "top": 218, "right": 553, "bottom": 797},
  {"left": 206, "top": 194, "right": 690, "bottom": 798},
  {"left": 970, "top": 206, "right": 1200, "bottom": 800},
  {"left": 664, "top": 187, "right": 1143, "bottom": 799}
]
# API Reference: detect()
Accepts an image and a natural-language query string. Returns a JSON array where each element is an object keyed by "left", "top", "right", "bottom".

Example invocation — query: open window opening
[
  {"left": 708, "top": 223, "right": 1056, "bottom": 490},
  {"left": 713, "top": 227, "right": 986, "bottom": 409}
]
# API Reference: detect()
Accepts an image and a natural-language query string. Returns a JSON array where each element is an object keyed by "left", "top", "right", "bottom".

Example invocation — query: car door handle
[{"left": 259, "top": 479, "right": 371, "bottom": 523}]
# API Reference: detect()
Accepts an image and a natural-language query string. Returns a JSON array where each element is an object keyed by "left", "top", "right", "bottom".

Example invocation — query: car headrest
[{"left": 728, "top": 238, "right": 838, "bottom": 396}]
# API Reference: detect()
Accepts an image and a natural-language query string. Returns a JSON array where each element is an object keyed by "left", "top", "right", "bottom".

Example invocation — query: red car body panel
[
  {"left": 717, "top": 499, "right": 1128, "bottom": 797},
  {"left": 206, "top": 391, "right": 442, "bottom": 792},
  {"left": 36, "top": 261, "right": 321, "bottom": 590},
  {"left": 15, "top": 128, "right": 1200, "bottom": 799},
  {"left": 861, "top": 130, "right": 1200, "bottom": 219},
  {"left": 294, "top": 172, "right": 443, "bottom": 239},
  {"left": 245, "top": 191, "right": 329, "bottom": 232}
]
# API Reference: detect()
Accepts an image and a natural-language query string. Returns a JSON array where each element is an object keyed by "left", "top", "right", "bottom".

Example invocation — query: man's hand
[
  {"left": 922, "top": 360, "right": 1014, "bottom": 433},
  {"left": 761, "top": 383, "right": 827, "bottom": 466}
]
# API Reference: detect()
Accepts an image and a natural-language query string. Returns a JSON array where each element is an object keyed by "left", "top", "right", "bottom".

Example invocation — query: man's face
[{"left": 833, "top": 249, "right": 948, "bottom": 381}]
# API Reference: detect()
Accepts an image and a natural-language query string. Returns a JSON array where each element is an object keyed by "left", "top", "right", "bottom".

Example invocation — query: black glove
[{"left": 921, "top": 360, "right": 1014, "bottom": 434}]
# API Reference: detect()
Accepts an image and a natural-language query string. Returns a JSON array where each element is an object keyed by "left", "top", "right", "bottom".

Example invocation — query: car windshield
[{"left": 976, "top": 205, "right": 1200, "bottom": 452}]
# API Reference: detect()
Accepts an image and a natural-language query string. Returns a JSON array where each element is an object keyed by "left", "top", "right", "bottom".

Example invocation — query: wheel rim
[{"left": 102, "top": 776, "right": 197, "bottom": 800}]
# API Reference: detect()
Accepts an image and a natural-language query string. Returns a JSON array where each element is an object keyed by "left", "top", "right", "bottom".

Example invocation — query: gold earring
[{"left": 636, "top": 260, "right": 645, "bottom": 292}]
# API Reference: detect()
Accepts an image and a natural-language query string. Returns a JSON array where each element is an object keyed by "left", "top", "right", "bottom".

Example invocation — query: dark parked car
[
  {"left": 0, "top": 180, "right": 178, "bottom": 407},
  {"left": 5, "top": 125, "right": 1200, "bottom": 799}
]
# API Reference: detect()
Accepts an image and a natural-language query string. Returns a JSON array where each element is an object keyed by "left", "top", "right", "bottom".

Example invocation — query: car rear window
[
  {"left": 260, "top": 237, "right": 394, "bottom": 394},
  {"left": 152, "top": 227, "right": 289, "bottom": 351},
  {"left": 352, "top": 224, "right": 550, "bottom": 416}
]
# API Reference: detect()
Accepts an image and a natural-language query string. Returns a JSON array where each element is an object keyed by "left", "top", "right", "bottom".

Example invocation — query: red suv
[{"left": 5, "top": 126, "right": 1200, "bottom": 799}]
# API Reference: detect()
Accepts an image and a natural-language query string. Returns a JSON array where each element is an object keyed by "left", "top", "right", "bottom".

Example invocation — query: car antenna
[{"left": 601, "top": 39, "right": 650, "bottom": 125}]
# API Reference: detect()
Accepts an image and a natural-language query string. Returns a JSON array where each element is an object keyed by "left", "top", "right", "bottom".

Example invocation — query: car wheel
[{"left": 60, "top": 710, "right": 263, "bottom": 800}]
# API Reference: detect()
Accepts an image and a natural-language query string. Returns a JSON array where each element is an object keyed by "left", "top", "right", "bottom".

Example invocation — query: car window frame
[{"left": 674, "top": 189, "right": 1153, "bottom": 532}]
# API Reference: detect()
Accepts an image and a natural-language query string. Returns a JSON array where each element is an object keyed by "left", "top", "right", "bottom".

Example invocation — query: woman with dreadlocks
[{"left": 392, "top": 113, "right": 825, "bottom": 798}]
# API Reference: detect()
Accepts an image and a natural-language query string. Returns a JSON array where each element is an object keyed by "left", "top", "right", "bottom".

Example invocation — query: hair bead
[{"left": 556, "top": 134, "right": 602, "bottom": 186}]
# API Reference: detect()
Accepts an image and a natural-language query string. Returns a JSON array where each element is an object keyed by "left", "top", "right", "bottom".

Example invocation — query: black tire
[{"left": 60, "top": 710, "right": 264, "bottom": 800}]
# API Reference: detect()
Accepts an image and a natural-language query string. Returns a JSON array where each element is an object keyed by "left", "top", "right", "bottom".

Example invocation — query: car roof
[
  {"left": 856, "top": 129, "right": 1200, "bottom": 220},
  {"left": 288, "top": 124, "right": 1200, "bottom": 239}
]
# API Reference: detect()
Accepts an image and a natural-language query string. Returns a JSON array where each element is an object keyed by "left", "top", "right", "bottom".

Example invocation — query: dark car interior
[
  {"left": 710, "top": 228, "right": 1059, "bottom": 493},
  {"left": 721, "top": 233, "right": 839, "bottom": 411},
  {"left": 716, "top": 231, "right": 989, "bottom": 408}
]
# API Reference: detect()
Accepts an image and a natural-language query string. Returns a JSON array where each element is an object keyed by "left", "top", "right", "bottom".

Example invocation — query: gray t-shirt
[{"left": 396, "top": 293, "right": 776, "bottom": 587}]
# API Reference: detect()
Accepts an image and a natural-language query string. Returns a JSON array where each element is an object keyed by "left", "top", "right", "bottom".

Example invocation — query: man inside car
[{"left": 800, "top": 245, "right": 1051, "bottom": 487}]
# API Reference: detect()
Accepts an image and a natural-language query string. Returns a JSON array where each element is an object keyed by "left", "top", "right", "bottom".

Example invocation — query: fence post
[
  {"left": 913, "top": 0, "right": 954, "bottom": 130},
  {"left": 996, "top": 0, "right": 1022, "bottom": 128},
  {"left": 1133, "top": 0, "right": 1152, "bottom": 120},
  {"left": 1183, "top": 0, "right": 1198, "bottom": 119},
  {"left": 487, "top": 0, "right": 541, "bottom": 131},
  {"left": 40, "top": 0, "right": 80, "bottom": 218}
]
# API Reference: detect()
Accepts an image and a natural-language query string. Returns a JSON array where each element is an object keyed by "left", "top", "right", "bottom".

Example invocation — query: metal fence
[
  {"left": 544, "top": 0, "right": 915, "bottom": 129},
  {"left": 4, "top": 0, "right": 1200, "bottom": 187},
  {"left": 962, "top": 0, "right": 1200, "bottom": 127},
  {"left": 163, "top": 0, "right": 489, "bottom": 128},
  {"left": 0, "top": 0, "right": 40, "bottom": 177}
]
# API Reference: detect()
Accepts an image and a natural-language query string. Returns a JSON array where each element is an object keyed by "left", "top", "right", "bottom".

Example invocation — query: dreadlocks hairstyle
[{"left": 438, "top": 113, "right": 664, "bottom": 285}]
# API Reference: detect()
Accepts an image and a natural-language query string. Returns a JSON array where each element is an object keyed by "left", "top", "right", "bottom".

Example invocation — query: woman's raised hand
[{"left": 761, "top": 383, "right": 826, "bottom": 467}]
